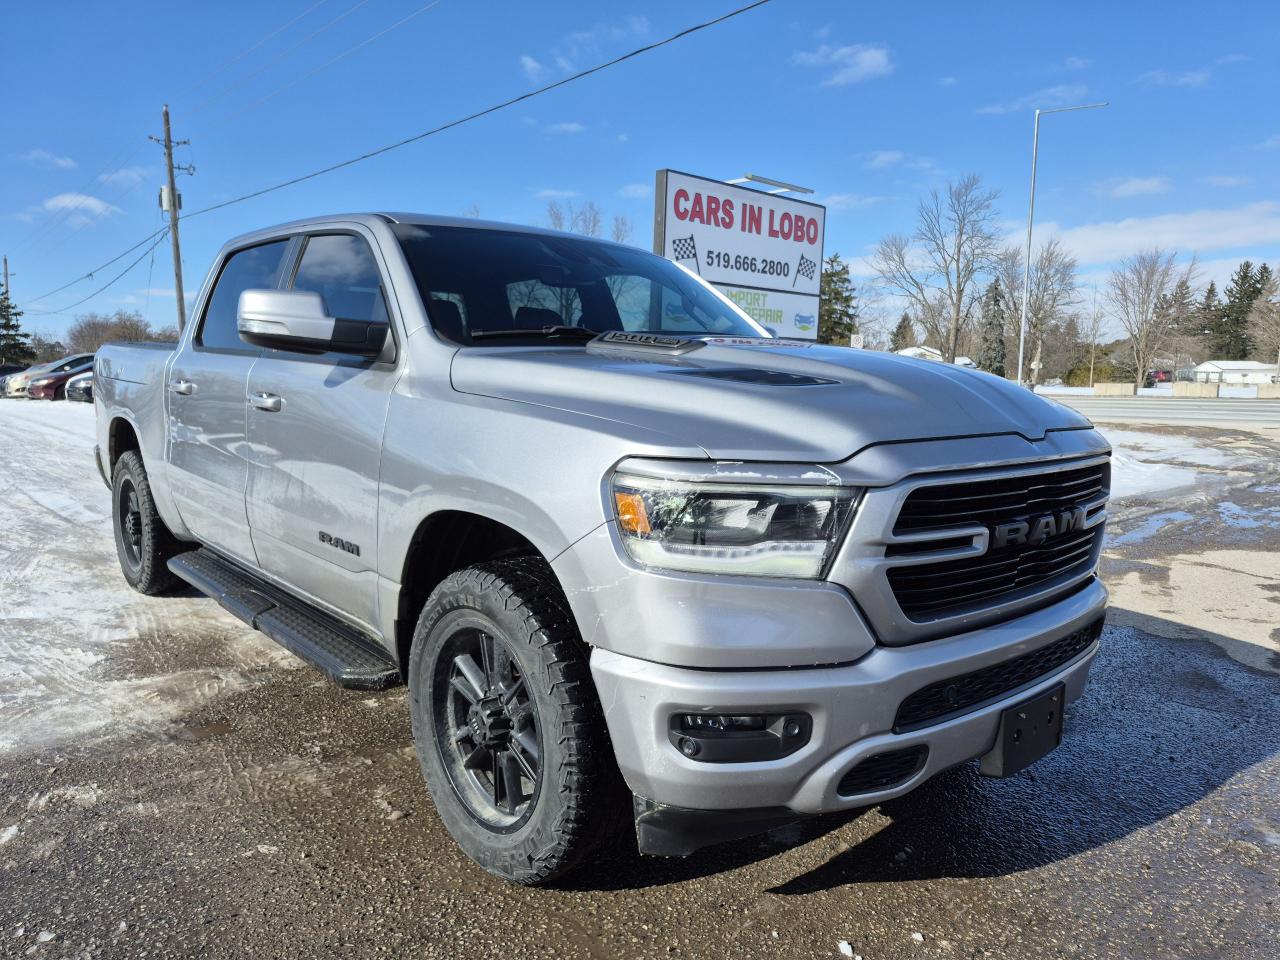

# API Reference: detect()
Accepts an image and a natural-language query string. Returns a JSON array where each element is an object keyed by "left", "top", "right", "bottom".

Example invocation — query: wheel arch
[
  {"left": 394, "top": 510, "right": 553, "bottom": 675},
  {"left": 107, "top": 415, "right": 142, "bottom": 473}
]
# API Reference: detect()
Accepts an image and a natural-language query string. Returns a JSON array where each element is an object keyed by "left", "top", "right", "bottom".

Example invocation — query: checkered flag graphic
[
  {"left": 671, "top": 235, "right": 700, "bottom": 274},
  {"left": 793, "top": 254, "right": 817, "bottom": 288}
]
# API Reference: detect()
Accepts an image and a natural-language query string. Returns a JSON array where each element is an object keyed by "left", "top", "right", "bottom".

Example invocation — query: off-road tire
[
  {"left": 111, "top": 451, "right": 180, "bottom": 595},
  {"left": 409, "top": 557, "right": 626, "bottom": 885}
]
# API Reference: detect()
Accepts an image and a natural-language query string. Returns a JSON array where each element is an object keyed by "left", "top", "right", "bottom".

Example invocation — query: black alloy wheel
[{"left": 434, "top": 624, "right": 542, "bottom": 829}]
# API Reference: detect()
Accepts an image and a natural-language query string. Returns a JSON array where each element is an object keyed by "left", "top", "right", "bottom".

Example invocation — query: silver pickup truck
[{"left": 95, "top": 213, "right": 1109, "bottom": 884}]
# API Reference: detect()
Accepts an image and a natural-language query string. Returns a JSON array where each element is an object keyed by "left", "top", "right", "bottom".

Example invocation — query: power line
[
  {"left": 209, "top": 0, "right": 448, "bottom": 129},
  {"left": 26, "top": 230, "right": 170, "bottom": 317},
  {"left": 184, "top": 0, "right": 773, "bottom": 220},
  {"left": 176, "top": 0, "right": 333, "bottom": 100},
  {"left": 21, "top": 0, "right": 773, "bottom": 311},
  {"left": 186, "top": 0, "right": 373, "bottom": 117}
]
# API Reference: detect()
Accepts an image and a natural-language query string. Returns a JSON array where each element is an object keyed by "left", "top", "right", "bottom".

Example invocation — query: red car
[{"left": 27, "top": 360, "right": 93, "bottom": 400}]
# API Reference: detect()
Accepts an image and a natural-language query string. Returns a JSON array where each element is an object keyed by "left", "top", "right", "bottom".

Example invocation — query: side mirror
[{"left": 237, "top": 289, "right": 388, "bottom": 358}]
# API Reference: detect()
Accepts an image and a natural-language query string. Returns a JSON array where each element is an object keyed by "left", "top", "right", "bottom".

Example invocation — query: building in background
[{"left": 1193, "top": 360, "right": 1279, "bottom": 384}]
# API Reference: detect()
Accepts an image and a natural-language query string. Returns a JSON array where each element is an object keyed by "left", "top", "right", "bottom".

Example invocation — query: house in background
[
  {"left": 1192, "top": 360, "right": 1279, "bottom": 385},
  {"left": 894, "top": 345, "right": 977, "bottom": 368}
]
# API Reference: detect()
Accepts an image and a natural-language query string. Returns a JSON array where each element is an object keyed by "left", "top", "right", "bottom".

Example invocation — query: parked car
[
  {"left": 4, "top": 353, "right": 94, "bottom": 398},
  {"left": 28, "top": 359, "right": 94, "bottom": 400},
  {"left": 65, "top": 370, "right": 93, "bottom": 402},
  {"left": 96, "top": 214, "right": 1110, "bottom": 885}
]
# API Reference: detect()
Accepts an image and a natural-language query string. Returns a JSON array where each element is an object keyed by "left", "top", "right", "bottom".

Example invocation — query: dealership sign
[{"left": 653, "top": 169, "right": 825, "bottom": 339}]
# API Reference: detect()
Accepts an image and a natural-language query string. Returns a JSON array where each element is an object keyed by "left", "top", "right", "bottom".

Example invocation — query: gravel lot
[{"left": 1, "top": 401, "right": 1277, "bottom": 959}]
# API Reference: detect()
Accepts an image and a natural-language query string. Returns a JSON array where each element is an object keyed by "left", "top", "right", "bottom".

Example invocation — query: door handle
[
  {"left": 249, "top": 392, "right": 284, "bottom": 412},
  {"left": 170, "top": 379, "right": 195, "bottom": 396}
]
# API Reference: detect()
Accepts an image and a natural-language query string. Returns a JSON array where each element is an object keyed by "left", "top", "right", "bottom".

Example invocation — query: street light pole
[{"left": 1015, "top": 101, "right": 1108, "bottom": 387}]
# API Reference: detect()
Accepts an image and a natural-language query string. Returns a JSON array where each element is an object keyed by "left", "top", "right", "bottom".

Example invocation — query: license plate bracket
[{"left": 979, "top": 683, "right": 1065, "bottom": 777}]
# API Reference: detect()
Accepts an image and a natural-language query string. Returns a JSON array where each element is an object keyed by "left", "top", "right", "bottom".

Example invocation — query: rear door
[
  {"left": 243, "top": 229, "right": 400, "bottom": 631},
  {"left": 167, "top": 239, "right": 289, "bottom": 564}
]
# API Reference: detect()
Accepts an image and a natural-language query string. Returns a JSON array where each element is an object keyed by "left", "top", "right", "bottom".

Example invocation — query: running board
[{"left": 168, "top": 548, "right": 401, "bottom": 690}]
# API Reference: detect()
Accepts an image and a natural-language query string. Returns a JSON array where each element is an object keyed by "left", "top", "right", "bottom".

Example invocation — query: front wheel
[
  {"left": 111, "top": 451, "right": 180, "bottom": 595},
  {"left": 408, "top": 558, "right": 625, "bottom": 885}
]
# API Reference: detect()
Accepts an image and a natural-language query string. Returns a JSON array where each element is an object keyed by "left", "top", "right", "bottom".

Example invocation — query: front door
[
  {"left": 167, "top": 239, "right": 290, "bottom": 565},
  {"left": 244, "top": 230, "right": 398, "bottom": 632}
]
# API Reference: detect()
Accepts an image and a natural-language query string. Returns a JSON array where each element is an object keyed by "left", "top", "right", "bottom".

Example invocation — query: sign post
[{"left": 653, "top": 169, "right": 825, "bottom": 340}]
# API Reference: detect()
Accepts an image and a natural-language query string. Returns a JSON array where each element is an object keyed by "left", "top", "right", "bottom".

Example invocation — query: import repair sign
[{"left": 653, "top": 169, "right": 825, "bottom": 338}]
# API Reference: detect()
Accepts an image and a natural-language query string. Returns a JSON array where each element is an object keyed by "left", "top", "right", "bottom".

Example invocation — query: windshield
[{"left": 392, "top": 223, "right": 769, "bottom": 345}]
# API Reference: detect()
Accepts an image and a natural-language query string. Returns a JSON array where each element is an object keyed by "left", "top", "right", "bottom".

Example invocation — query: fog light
[{"left": 669, "top": 712, "right": 812, "bottom": 763}]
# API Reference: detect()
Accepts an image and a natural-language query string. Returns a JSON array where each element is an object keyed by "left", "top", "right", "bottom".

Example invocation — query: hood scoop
[{"left": 669, "top": 367, "right": 838, "bottom": 386}]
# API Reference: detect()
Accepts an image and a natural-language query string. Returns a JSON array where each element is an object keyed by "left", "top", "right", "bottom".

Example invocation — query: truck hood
[{"left": 449, "top": 337, "right": 1091, "bottom": 462}]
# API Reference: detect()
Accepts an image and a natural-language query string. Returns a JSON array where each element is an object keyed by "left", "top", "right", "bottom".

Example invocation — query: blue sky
[{"left": 4, "top": 0, "right": 1278, "bottom": 340}]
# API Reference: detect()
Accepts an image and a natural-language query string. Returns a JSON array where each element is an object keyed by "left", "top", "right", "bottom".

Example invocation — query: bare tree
[
  {"left": 611, "top": 214, "right": 633, "bottom": 245},
  {"left": 1248, "top": 272, "right": 1280, "bottom": 376},
  {"left": 1104, "top": 250, "right": 1197, "bottom": 386},
  {"left": 872, "top": 175, "right": 1001, "bottom": 363},
  {"left": 66, "top": 310, "right": 158, "bottom": 353},
  {"left": 994, "top": 238, "right": 1079, "bottom": 384},
  {"left": 1080, "top": 290, "right": 1106, "bottom": 388}
]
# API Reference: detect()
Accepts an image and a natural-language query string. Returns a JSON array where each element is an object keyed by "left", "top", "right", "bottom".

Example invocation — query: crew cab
[{"left": 95, "top": 213, "right": 1109, "bottom": 884}]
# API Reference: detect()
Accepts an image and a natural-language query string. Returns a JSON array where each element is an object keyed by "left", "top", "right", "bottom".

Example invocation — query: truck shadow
[{"left": 567, "top": 610, "right": 1279, "bottom": 893}]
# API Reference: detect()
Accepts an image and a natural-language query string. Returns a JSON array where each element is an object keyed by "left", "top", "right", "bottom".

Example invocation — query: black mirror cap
[{"left": 239, "top": 320, "right": 388, "bottom": 358}]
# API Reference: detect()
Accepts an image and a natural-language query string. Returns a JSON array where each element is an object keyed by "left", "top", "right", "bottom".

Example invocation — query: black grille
[
  {"left": 888, "top": 460, "right": 1108, "bottom": 620},
  {"left": 894, "top": 617, "right": 1104, "bottom": 732},
  {"left": 837, "top": 746, "right": 928, "bottom": 796}
]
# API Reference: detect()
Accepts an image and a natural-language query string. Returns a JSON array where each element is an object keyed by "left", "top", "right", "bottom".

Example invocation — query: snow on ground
[
  {"left": 1094, "top": 425, "right": 1233, "bottom": 499},
  {"left": 0, "top": 400, "right": 287, "bottom": 757}
]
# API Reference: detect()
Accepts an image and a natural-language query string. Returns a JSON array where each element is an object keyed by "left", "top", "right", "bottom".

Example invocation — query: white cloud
[
  {"left": 1108, "top": 176, "right": 1171, "bottom": 198},
  {"left": 938, "top": 76, "right": 958, "bottom": 87},
  {"left": 547, "top": 121, "right": 584, "bottom": 134},
  {"left": 42, "top": 192, "right": 120, "bottom": 219},
  {"left": 535, "top": 188, "right": 577, "bottom": 200},
  {"left": 615, "top": 132, "right": 629, "bottom": 144},
  {"left": 1063, "top": 56, "right": 1091, "bottom": 70},
  {"left": 1205, "top": 175, "right": 1251, "bottom": 188},
  {"left": 1033, "top": 202, "right": 1280, "bottom": 265},
  {"left": 539, "top": 16, "right": 650, "bottom": 74},
  {"left": 619, "top": 183, "right": 651, "bottom": 199},
  {"left": 977, "top": 83, "right": 1088, "bottom": 115},
  {"left": 864, "top": 150, "right": 904, "bottom": 169},
  {"left": 1214, "top": 53, "right": 1249, "bottom": 65},
  {"left": 21, "top": 148, "right": 76, "bottom": 170},
  {"left": 1261, "top": 134, "right": 1280, "bottom": 150},
  {"left": 98, "top": 166, "right": 148, "bottom": 187},
  {"left": 1138, "top": 68, "right": 1210, "bottom": 88},
  {"left": 822, "top": 193, "right": 885, "bottom": 211},
  {"left": 793, "top": 43, "right": 893, "bottom": 86},
  {"left": 519, "top": 55, "right": 546, "bottom": 81}
]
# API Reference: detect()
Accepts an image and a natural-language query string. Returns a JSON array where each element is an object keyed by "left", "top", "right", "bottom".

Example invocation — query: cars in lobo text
[{"left": 95, "top": 213, "right": 1110, "bottom": 884}]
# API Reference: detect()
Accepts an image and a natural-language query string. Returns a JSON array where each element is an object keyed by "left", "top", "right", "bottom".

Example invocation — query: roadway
[{"left": 1042, "top": 395, "right": 1280, "bottom": 430}]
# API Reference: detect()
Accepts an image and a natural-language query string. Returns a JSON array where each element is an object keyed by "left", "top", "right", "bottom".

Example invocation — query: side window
[
  {"left": 197, "top": 240, "right": 289, "bottom": 351},
  {"left": 290, "top": 234, "right": 388, "bottom": 323}
]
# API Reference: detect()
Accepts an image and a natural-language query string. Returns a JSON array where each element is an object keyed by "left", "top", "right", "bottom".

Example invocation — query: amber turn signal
[{"left": 614, "top": 491, "right": 652, "bottom": 536}]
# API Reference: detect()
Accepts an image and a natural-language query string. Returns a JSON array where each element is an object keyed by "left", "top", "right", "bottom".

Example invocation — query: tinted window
[
  {"left": 392, "top": 224, "right": 766, "bottom": 344},
  {"left": 290, "top": 234, "right": 387, "bottom": 323},
  {"left": 198, "top": 241, "right": 289, "bottom": 351}
]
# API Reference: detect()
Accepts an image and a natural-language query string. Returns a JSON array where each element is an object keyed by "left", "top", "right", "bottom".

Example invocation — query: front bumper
[{"left": 591, "top": 577, "right": 1106, "bottom": 816}]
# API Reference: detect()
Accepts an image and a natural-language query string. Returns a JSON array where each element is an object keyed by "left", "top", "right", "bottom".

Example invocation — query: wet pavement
[{"left": 1, "top": 406, "right": 1278, "bottom": 959}]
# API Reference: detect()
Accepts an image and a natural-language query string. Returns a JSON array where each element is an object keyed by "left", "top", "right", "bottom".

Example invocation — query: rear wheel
[
  {"left": 409, "top": 558, "right": 625, "bottom": 885},
  {"left": 112, "top": 451, "right": 180, "bottom": 595}
]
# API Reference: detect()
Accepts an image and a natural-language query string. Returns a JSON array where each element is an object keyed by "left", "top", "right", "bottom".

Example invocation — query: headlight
[
  {"left": 31, "top": 378, "right": 52, "bottom": 387},
  {"left": 610, "top": 473, "right": 858, "bottom": 578}
]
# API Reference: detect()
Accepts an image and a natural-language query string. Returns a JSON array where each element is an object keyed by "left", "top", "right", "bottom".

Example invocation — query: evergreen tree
[
  {"left": 817, "top": 254, "right": 858, "bottom": 345},
  {"left": 1196, "top": 281, "right": 1222, "bottom": 341},
  {"left": 0, "top": 283, "right": 35, "bottom": 365},
  {"left": 889, "top": 312, "right": 916, "bottom": 351},
  {"left": 975, "top": 280, "right": 1008, "bottom": 376},
  {"left": 1214, "top": 261, "right": 1262, "bottom": 359}
]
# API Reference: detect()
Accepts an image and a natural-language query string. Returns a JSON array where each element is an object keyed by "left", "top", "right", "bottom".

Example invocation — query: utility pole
[
  {"left": 150, "top": 105, "right": 195, "bottom": 332},
  {"left": 3, "top": 255, "right": 10, "bottom": 296}
]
